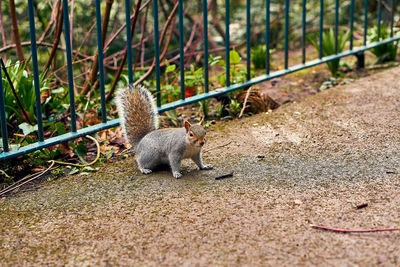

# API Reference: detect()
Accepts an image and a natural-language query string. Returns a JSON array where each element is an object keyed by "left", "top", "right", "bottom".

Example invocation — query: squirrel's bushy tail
[{"left": 115, "top": 84, "right": 159, "bottom": 150}]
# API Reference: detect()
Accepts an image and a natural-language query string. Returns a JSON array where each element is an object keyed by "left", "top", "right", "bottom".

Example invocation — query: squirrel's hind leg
[
  {"left": 138, "top": 166, "right": 152, "bottom": 174},
  {"left": 136, "top": 157, "right": 154, "bottom": 175}
]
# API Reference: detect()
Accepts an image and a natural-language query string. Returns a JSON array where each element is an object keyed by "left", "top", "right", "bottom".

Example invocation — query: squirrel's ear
[
  {"left": 184, "top": 120, "right": 191, "bottom": 132},
  {"left": 199, "top": 117, "right": 204, "bottom": 126}
]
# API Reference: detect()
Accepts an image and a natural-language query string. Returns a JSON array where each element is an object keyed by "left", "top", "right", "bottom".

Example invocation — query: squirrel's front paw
[
  {"left": 200, "top": 164, "right": 213, "bottom": 170},
  {"left": 172, "top": 171, "right": 183, "bottom": 179}
]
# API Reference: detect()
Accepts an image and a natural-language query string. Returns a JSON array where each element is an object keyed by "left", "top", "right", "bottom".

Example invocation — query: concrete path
[{"left": 1, "top": 67, "right": 400, "bottom": 266}]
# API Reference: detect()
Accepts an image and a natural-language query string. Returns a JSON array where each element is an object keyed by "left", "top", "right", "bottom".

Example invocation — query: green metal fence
[{"left": 0, "top": 0, "right": 399, "bottom": 161}]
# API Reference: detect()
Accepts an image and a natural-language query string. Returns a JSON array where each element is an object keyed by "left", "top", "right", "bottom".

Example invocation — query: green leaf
[
  {"left": 185, "top": 75, "right": 196, "bottom": 81},
  {"left": 208, "top": 55, "right": 222, "bottom": 66},
  {"left": 218, "top": 74, "right": 226, "bottom": 87},
  {"left": 82, "top": 166, "right": 98, "bottom": 172},
  {"left": 52, "top": 87, "right": 65, "bottom": 94},
  {"left": 55, "top": 122, "right": 67, "bottom": 135},
  {"left": 217, "top": 59, "right": 226, "bottom": 66},
  {"left": 166, "top": 64, "right": 176, "bottom": 73},
  {"left": 18, "top": 123, "right": 38, "bottom": 136},
  {"left": 230, "top": 50, "right": 241, "bottom": 65},
  {"left": 165, "top": 84, "right": 176, "bottom": 91},
  {"left": 69, "top": 168, "right": 80, "bottom": 175}
]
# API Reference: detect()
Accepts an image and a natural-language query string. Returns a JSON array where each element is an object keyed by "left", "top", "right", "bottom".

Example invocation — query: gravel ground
[{"left": 1, "top": 67, "right": 400, "bottom": 266}]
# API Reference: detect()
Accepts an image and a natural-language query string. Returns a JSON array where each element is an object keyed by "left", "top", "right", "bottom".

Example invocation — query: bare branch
[
  {"left": 9, "top": 0, "right": 25, "bottom": 62},
  {"left": 0, "top": 0, "right": 7, "bottom": 48},
  {"left": 42, "top": 0, "right": 63, "bottom": 76},
  {"left": 80, "top": 0, "right": 114, "bottom": 96},
  {"left": 105, "top": 0, "right": 145, "bottom": 101}
]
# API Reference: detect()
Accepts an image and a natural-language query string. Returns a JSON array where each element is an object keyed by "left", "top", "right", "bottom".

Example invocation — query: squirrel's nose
[{"left": 200, "top": 141, "right": 205, "bottom": 146}]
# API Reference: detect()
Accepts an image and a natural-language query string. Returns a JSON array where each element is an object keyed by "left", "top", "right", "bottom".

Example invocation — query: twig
[
  {"left": 134, "top": 5, "right": 149, "bottom": 71},
  {"left": 239, "top": 87, "right": 252, "bottom": 118},
  {"left": 132, "top": 0, "right": 179, "bottom": 87},
  {"left": 356, "top": 202, "right": 368, "bottom": 209},
  {"left": 204, "top": 141, "right": 232, "bottom": 153},
  {"left": 0, "top": 160, "right": 55, "bottom": 196},
  {"left": 311, "top": 224, "right": 400, "bottom": 233},
  {"left": 0, "top": 41, "right": 89, "bottom": 59},
  {"left": 105, "top": 0, "right": 144, "bottom": 101},
  {"left": 215, "top": 172, "right": 234, "bottom": 180},
  {"left": 69, "top": 0, "right": 75, "bottom": 50},
  {"left": 139, "top": 8, "right": 149, "bottom": 68},
  {"left": 38, "top": 0, "right": 60, "bottom": 43},
  {"left": 0, "top": 0, "right": 8, "bottom": 48},
  {"left": 9, "top": 0, "right": 25, "bottom": 63},
  {"left": 52, "top": 135, "right": 101, "bottom": 167},
  {"left": 72, "top": 22, "right": 96, "bottom": 62},
  {"left": 0, "top": 135, "right": 101, "bottom": 197},
  {"left": 42, "top": 0, "right": 63, "bottom": 78},
  {"left": 103, "top": 0, "right": 152, "bottom": 51},
  {"left": 80, "top": 0, "right": 114, "bottom": 96}
]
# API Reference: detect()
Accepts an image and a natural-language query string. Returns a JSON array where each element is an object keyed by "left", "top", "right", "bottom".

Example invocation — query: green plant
[
  {"left": 309, "top": 29, "right": 351, "bottom": 77},
  {"left": 160, "top": 60, "right": 180, "bottom": 104},
  {"left": 1, "top": 60, "right": 52, "bottom": 124},
  {"left": 216, "top": 50, "right": 247, "bottom": 86},
  {"left": 184, "top": 64, "right": 204, "bottom": 88},
  {"left": 0, "top": 59, "right": 69, "bottom": 142},
  {"left": 216, "top": 103, "right": 225, "bottom": 118},
  {"left": 368, "top": 26, "right": 398, "bottom": 64},
  {"left": 199, "top": 99, "right": 210, "bottom": 118},
  {"left": 251, "top": 45, "right": 267, "bottom": 69},
  {"left": 70, "top": 139, "right": 89, "bottom": 164},
  {"left": 227, "top": 99, "right": 241, "bottom": 117}
]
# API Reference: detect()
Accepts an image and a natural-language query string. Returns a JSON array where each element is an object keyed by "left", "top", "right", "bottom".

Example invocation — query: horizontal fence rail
[{"left": 0, "top": 0, "right": 399, "bottom": 161}]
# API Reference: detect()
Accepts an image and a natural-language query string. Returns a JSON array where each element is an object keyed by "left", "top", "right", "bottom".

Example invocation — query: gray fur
[
  {"left": 135, "top": 128, "right": 199, "bottom": 178},
  {"left": 115, "top": 84, "right": 159, "bottom": 146},
  {"left": 115, "top": 85, "right": 213, "bottom": 178}
]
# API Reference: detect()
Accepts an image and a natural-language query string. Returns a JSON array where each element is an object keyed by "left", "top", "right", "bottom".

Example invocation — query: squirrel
[{"left": 115, "top": 84, "right": 213, "bottom": 178}]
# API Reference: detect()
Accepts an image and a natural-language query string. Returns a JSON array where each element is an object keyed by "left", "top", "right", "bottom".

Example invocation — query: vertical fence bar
[
  {"left": 153, "top": 0, "right": 161, "bottom": 107},
  {"left": 0, "top": 67, "right": 8, "bottom": 152},
  {"left": 62, "top": 0, "right": 77, "bottom": 132},
  {"left": 364, "top": 0, "right": 368, "bottom": 46},
  {"left": 302, "top": 0, "right": 306, "bottom": 64},
  {"left": 28, "top": 0, "right": 44, "bottom": 141},
  {"left": 349, "top": 0, "right": 354, "bottom": 50},
  {"left": 95, "top": 0, "right": 107, "bottom": 123},
  {"left": 284, "top": 0, "right": 289, "bottom": 69},
  {"left": 319, "top": 0, "right": 324, "bottom": 59},
  {"left": 203, "top": 0, "right": 209, "bottom": 93},
  {"left": 390, "top": 0, "right": 395, "bottom": 38},
  {"left": 377, "top": 0, "right": 382, "bottom": 41},
  {"left": 125, "top": 0, "right": 133, "bottom": 84},
  {"left": 266, "top": 0, "right": 270, "bottom": 74},
  {"left": 178, "top": 0, "right": 185, "bottom": 99},
  {"left": 334, "top": 0, "right": 339, "bottom": 54},
  {"left": 225, "top": 0, "right": 230, "bottom": 87},
  {"left": 246, "top": 0, "right": 251, "bottom": 81}
]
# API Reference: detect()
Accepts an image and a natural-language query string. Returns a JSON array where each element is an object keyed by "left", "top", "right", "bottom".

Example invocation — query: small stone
[{"left": 294, "top": 199, "right": 303, "bottom": 205}]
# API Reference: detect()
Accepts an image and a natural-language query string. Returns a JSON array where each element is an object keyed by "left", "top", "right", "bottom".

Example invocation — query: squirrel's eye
[{"left": 189, "top": 132, "right": 193, "bottom": 137}]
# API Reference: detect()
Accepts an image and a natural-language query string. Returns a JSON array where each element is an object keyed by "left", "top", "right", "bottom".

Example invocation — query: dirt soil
[{"left": 1, "top": 66, "right": 400, "bottom": 266}]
